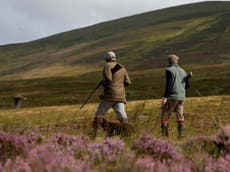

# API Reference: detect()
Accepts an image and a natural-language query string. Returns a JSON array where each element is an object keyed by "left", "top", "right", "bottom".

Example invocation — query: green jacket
[{"left": 164, "top": 64, "right": 187, "bottom": 100}]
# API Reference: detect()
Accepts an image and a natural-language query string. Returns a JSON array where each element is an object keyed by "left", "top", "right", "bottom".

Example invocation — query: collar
[{"left": 168, "top": 63, "right": 178, "bottom": 67}]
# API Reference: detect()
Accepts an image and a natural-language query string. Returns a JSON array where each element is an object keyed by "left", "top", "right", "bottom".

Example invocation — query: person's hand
[
  {"left": 187, "top": 71, "right": 192, "bottom": 78},
  {"left": 161, "top": 97, "right": 167, "bottom": 109}
]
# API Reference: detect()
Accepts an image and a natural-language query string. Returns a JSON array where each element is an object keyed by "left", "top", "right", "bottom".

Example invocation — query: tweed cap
[
  {"left": 168, "top": 54, "right": 179, "bottom": 64},
  {"left": 104, "top": 51, "right": 116, "bottom": 60}
]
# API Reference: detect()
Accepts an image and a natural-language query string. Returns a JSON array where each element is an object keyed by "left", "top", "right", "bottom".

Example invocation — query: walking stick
[{"left": 80, "top": 80, "right": 103, "bottom": 109}]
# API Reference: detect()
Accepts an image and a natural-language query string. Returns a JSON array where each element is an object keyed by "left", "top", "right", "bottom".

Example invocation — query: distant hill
[{"left": 0, "top": 1, "right": 229, "bottom": 108}]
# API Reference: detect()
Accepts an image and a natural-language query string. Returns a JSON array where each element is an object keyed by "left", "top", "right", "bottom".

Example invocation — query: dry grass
[{"left": 0, "top": 95, "right": 229, "bottom": 142}]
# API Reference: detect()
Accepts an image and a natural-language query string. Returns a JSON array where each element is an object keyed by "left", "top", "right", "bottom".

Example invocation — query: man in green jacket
[
  {"left": 94, "top": 51, "right": 131, "bottom": 123},
  {"left": 161, "top": 54, "right": 192, "bottom": 139}
]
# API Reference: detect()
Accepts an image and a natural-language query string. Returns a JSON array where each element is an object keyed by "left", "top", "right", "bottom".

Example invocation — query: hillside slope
[
  {"left": 0, "top": 1, "right": 229, "bottom": 108},
  {"left": 0, "top": 1, "right": 229, "bottom": 78}
]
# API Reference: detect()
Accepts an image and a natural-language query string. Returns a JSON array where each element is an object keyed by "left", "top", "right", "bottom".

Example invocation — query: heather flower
[
  {"left": 0, "top": 131, "right": 44, "bottom": 162},
  {"left": 88, "top": 138, "right": 127, "bottom": 163},
  {"left": 3, "top": 157, "right": 32, "bottom": 172},
  {"left": 213, "top": 126, "right": 230, "bottom": 155},
  {"left": 132, "top": 155, "right": 192, "bottom": 172},
  {"left": 51, "top": 133, "right": 89, "bottom": 157},
  {"left": 190, "top": 152, "right": 214, "bottom": 172},
  {"left": 51, "top": 134, "right": 132, "bottom": 165},
  {"left": 0, "top": 162, "right": 4, "bottom": 172},
  {"left": 75, "top": 160, "right": 97, "bottom": 172},
  {"left": 27, "top": 144, "right": 95, "bottom": 172},
  {"left": 135, "top": 155, "right": 156, "bottom": 171},
  {"left": 23, "top": 130, "right": 43, "bottom": 145},
  {"left": 205, "top": 154, "right": 230, "bottom": 172},
  {"left": 0, "top": 132, "right": 28, "bottom": 161},
  {"left": 52, "top": 133, "right": 88, "bottom": 147},
  {"left": 132, "top": 132, "right": 181, "bottom": 162}
]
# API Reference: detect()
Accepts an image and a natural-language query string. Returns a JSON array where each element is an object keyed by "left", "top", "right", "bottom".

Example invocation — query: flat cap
[
  {"left": 104, "top": 51, "right": 116, "bottom": 60},
  {"left": 168, "top": 54, "right": 179, "bottom": 64}
]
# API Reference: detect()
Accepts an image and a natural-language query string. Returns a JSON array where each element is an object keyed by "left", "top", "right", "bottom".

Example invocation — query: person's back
[
  {"left": 102, "top": 61, "right": 130, "bottom": 103},
  {"left": 166, "top": 64, "right": 187, "bottom": 100}
]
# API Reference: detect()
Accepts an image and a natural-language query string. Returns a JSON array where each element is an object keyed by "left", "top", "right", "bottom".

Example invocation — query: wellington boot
[
  {"left": 88, "top": 117, "right": 99, "bottom": 139},
  {"left": 161, "top": 123, "right": 169, "bottom": 137},
  {"left": 177, "top": 123, "right": 184, "bottom": 139}
]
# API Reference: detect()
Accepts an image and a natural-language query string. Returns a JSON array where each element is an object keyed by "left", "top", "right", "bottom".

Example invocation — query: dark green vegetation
[{"left": 0, "top": 1, "right": 229, "bottom": 108}]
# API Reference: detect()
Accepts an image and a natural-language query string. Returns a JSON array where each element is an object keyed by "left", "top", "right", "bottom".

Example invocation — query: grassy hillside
[
  {"left": 0, "top": 1, "right": 229, "bottom": 108},
  {"left": 1, "top": 95, "right": 229, "bottom": 139},
  {"left": 0, "top": 96, "right": 229, "bottom": 171}
]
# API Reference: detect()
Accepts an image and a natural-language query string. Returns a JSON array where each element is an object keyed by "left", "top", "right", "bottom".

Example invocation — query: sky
[{"left": 0, "top": 0, "right": 225, "bottom": 45}]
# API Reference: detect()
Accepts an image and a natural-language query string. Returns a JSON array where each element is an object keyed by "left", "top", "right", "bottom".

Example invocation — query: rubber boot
[
  {"left": 177, "top": 123, "right": 184, "bottom": 139},
  {"left": 118, "top": 118, "right": 129, "bottom": 137},
  {"left": 89, "top": 117, "right": 99, "bottom": 139},
  {"left": 161, "top": 123, "right": 169, "bottom": 137}
]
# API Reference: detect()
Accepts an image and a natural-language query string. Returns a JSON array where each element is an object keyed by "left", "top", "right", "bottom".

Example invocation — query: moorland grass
[{"left": 0, "top": 95, "right": 229, "bottom": 142}]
